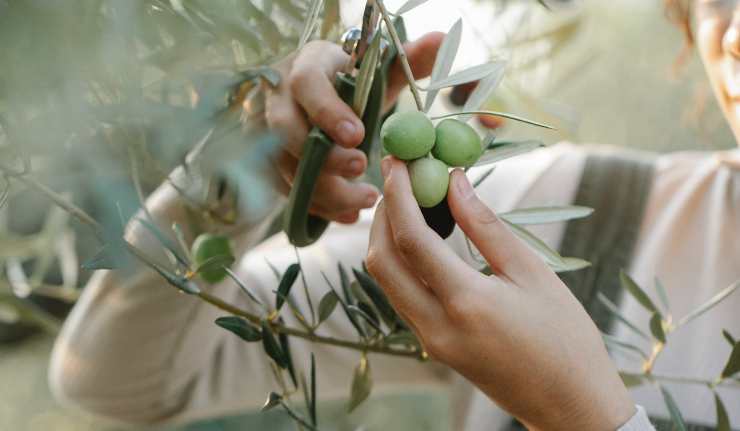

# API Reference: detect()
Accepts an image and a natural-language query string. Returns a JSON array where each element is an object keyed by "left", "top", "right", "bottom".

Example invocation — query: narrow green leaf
[
  {"left": 677, "top": 280, "right": 740, "bottom": 328},
  {"left": 298, "top": 0, "right": 324, "bottom": 48},
  {"left": 596, "top": 293, "right": 651, "bottom": 341},
  {"left": 261, "top": 321, "right": 289, "bottom": 369},
  {"left": 384, "top": 330, "right": 420, "bottom": 348},
  {"left": 723, "top": 329, "right": 736, "bottom": 347},
  {"left": 473, "top": 140, "right": 545, "bottom": 167},
  {"left": 224, "top": 268, "right": 263, "bottom": 306},
  {"left": 310, "top": 353, "right": 317, "bottom": 427},
  {"left": 424, "top": 61, "right": 506, "bottom": 91},
  {"left": 506, "top": 222, "right": 574, "bottom": 271},
  {"left": 472, "top": 166, "right": 496, "bottom": 188},
  {"left": 536, "top": 0, "right": 551, "bottom": 10},
  {"left": 321, "top": 271, "right": 366, "bottom": 338},
  {"left": 654, "top": 277, "right": 671, "bottom": 314},
  {"left": 649, "top": 312, "right": 666, "bottom": 343},
  {"left": 81, "top": 245, "right": 119, "bottom": 270},
  {"left": 721, "top": 342, "right": 740, "bottom": 378},
  {"left": 500, "top": 206, "right": 593, "bottom": 225},
  {"left": 318, "top": 290, "right": 339, "bottom": 323},
  {"left": 714, "top": 392, "right": 731, "bottom": 431},
  {"left": 135, "top": 217, "right": 188, "bottom": 267},
  {"left": 461, "top": 64, "right": 507, "bottom": 122},
  {"left": 279, "top": 329, "right": 297, "bottom": 387},
  {"left": 275, "top": 263, "right": 300, "bottom": 311},
  {"left": 265, "top": 258, "right": 282, "bottom": 280},
  {"left": 262, "top": 392, "right": 283, "bottom": 412},
  {"left": 348, "top": 305, "right": 383, "bottom": 334},
  {"left": 396, "top": 0, "right": 431, "bottom": 14},
  {"left": 433, "top": 111, "right": 553, "bottom": 129},
  {"left": 659, "top": 386, "right": 688, "bottom": 431},
  {"left": 348, "top": 356, "right": 372, "bottom": 412},
  {"left": 337, "top": 263, "right": 353, "bottom": 305},
  {"left": 550, "top": 257, "right": 591, "bottom": 273},
  {"left": 602, "top": 333, "right": 649, "bottom": 361},
  {"left": 618, "top": 372, "right": 645, "bottom": 388},
  {"left": 352, "top": 268, "right": 397, "bottom": 328},
  {"left": 195, "top": 254, "right": 235, "bottom": 275},
  {"left": 424, "top": 18, "right": 462, "bottom": 112},
  {"left": 620, "top": 271, "right": 660, "bottom": 315},
  {"left": 215, "top": 316, "right": 262, "bottom": 342},
  {"left": 353, "top": 33, "right": 382, "bottom": 118}
]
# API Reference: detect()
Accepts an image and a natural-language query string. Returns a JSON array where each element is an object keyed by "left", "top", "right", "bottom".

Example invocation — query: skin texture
[
  {"left": 367, "top": 158, "right": 636, "bottom": 430},
  {"left": 265, "top": 33, "right": 444, "bottom": 224},
  {"left": 407, "top": 157, "right": 449, "bottom": 207},
  {"left": 695, "top": 0, "right": 740, "bottom": 147},
  {"left": 381, "top": 111, "right": 436, "bottom": 160}
]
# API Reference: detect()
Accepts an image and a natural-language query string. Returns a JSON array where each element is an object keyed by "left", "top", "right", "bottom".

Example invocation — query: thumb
[
  {"left": 446, "top": 169, "right": 547, "bottom": 284},
  {"left": 385, "top": 32, "right": 445, "bottom": 109}
]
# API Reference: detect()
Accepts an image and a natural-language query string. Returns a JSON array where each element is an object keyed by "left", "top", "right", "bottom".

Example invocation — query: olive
[
  {"left": 420, "top": 198, "right": 456, "bottom": 239},
  {"left": 408, "top": 157, "right": 450, "bottom": 208},
  {"left": 380, "top": 111, "right": 436, "bottom": 160},
  {"left": 191, "top": 233, "right": 234, "bottom": 284},
  {"left": 432, "top": 119, "right": 482, "bottom": 167}
]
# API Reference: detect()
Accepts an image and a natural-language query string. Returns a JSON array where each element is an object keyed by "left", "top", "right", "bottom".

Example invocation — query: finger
[
  {"left": 385, "top": 32, "right": 445, "bottom": 108},
  {"left": 367, "top": 202, "right": 444, "bottom": 329},
  {"left": 381, "top": 157, "right": 482, "bottom": 302},
  {"left": 265, "top": 91, "right": 311, "bottom": 157},
  {"left": 289, "top": 41, "right": 365, "bottom": 148},
  {"left": 446, "top": 169, "right": 551, "bottom": 286}
]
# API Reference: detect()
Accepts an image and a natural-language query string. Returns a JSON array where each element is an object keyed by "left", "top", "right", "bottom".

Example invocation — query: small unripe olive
[
  {"left": 432, "top": 119, "right": 482, "bottom": 167},
  {"left": 191, "top": 233, "right": 234, "bottom": 284},
  {"left": 381, "top": 111, "right": 436, "bottom": 160},
  {"left": 408, "top": 157, "right": 450, "bottom": 208}
]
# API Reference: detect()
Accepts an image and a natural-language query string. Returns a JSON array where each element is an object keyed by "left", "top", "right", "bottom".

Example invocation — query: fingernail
[
  {"left": 381, "top": 157, "right": 392, "bottom": 178},
  {"left": 336, "top": 120, "right": 359, "bottom": 145},
  {"left": 346, "top": 159, "right": 364, "bottom": 176},
  {"left": 455, "top": 170, "right": 475, "bottom": 199}
]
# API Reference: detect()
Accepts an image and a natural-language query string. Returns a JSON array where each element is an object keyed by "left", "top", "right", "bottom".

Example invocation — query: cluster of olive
[{"left": 380, "top": 111, "right": 482, "bottom": 208}]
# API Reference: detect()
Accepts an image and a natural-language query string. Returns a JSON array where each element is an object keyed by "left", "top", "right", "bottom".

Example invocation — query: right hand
[{"left": 265, "top": 33, "right": 443, "bottom": 224}]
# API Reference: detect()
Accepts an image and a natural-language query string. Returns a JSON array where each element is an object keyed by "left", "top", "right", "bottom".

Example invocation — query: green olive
[
  {"left": 432, "top": 119, "right": 482, "bottom": 167},
  {"left": 191, "top": 233, "right": 234, "bottom": 284},
  {"left": 380, "top": 111, "right": 436, "bottom": 160},
  {"left": 408, "top": 157, "right": 450, "bottom": 208}
]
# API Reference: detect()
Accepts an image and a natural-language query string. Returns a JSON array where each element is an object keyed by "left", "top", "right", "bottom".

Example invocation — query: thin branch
[{"left": 376, "top": 0, "right": 424, "bottom": 111}]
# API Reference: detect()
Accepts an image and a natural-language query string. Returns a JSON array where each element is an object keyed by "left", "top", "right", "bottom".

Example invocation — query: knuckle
[
  {"left": 288, "top": 68, "right": 312, "bottom": 92},
  {"left": 421, "top": 332, "right": 454, "bottom": 362},
  {"left": 444, "top": 292, "right": 477, "bottom": 325}
]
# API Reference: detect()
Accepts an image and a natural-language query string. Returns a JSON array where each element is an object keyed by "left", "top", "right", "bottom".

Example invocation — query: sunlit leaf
[
  {"left": 424, "top": 61, "right": 506, "bottom": 91},
  {"left": 354, "top": 33, "right": 382, "bottom": 118},
  {"left": 215, "top": 316, "right": 262, "bottom": 342},
  {"left": 715, "top": 392, "right": 731, "bottom": 431},
  {"left": 473, "top": 140, "right": 545, "bottom": 167},
  {"left": 677, "top": 280, "right": 740, "bottom": 328},
  {"left": 261, "top": 320, "right": 289, "bottom": 369},
  {"left": 649, "top": 312, "right": 666, "bottom": 343},
  {"left": 262, "top": 392, "right": 283, "bottom": 412},
  {"left": 275, "top": 263, "right": 300, "bottom": 311},
  {"left": 396, "top": 0, "right": 431, "bottom": 15},
  {"left": 721, "top": 342, "right": 740, "bottom": 378},
  {"left": 620, "top": 271, "right": 660, "bottom": 315},
  {"left": 461, "top": 62, "right": 508, "bottom": 122},
  {"left": 348, "top": 355, "right": 372, "bottom": 412},
  {"left": 500, "top": 206, "right": 593, "bottom": 225},
  {"left": 506, "top": 222, "right": 588, "bottom": 273},
  {"left": 433, "top": 111, "right": 553, "bottom": 129},
  {"left": 659, "top": 386, "right": 687, "bottom": 431},
  {"left": 424, "top": 18, "right": 462, "bottom": 112},
  {"left": 318, "top": 290, "right": 339, "bottom": 323}
]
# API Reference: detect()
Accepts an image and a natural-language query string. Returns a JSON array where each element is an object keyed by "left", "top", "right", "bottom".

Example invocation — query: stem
[
  {"left": 621, "top": 371, "right": 740, "bottom": 389},
  {"left": 375, "top": 0, "right": 424, "bottom": 111}
]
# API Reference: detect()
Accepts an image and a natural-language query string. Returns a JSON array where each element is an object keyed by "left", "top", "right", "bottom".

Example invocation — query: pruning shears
[{"left": 282, "top": 1, "right": 406, "bottom": 247}]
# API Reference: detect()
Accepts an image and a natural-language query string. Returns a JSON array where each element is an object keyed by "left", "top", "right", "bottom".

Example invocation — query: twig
[{"left": 376, "top": 0, "right": 424, "bottom": 111}]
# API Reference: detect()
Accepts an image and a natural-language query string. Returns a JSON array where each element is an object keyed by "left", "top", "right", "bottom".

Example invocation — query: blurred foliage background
[{"left": 1, "top": 0, "right": 735, "bottom": 430}]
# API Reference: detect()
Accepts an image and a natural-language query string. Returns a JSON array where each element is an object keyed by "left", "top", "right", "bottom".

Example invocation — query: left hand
[{"left": 366, "top": 157, "right": 636, "bottom": 431}]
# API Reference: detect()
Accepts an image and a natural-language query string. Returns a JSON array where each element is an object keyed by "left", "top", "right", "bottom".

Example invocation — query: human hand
[
  {"left": 266, "top": 33, "right": 443, "bottom": 224},
  {"left": 367, "top": 157, "right": 636, "bottom": 431}
]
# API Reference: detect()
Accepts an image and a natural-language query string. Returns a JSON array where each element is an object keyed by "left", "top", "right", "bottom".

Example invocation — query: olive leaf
[
  {"left": 81, "top": 244, "right": 120, "bottom": 270},
  {"left": 620, "top": 270, "right": 660, "bottom": 316},
  {"left": 659, "top": 386, "right": 688, "bottom": 431},
  {"left": 649, "top": 312, "right": 666, "bottom": 343},
  {"left": 473, "top": 140, "right": 545, "bottom": 167},
  {"left": 723, "top": 329, "right": 736, "bottom": 346},
  {"left": 618, "top": 372, "right": 645, "bottom": 389},
  {"left": 384, "top": 330, "right": 420, "bottom": 348},
  {"left": 676, "top": 280, "right": 740, "bottom": 328},
  {"left": 279, "top": 330, "right": 297, "bottom": 387},
  {"left": 460, "top": 63, "right": 508, "bottom": 122},
  {"left": 472, "top": 166, "right": 496, "bottom": 188},
  {"left": 352, "top": 268, "right": 398, "bottom": 328},
  {"left": 309, "top": 353, "right": 317, "bottom": 427},
  {"left": 721, "top": 342, "right": 740, "bottom": 378},
  {"left": 506, "top": 222, "right": 590, "bottom": 273},
  {"left": 423, "top": 61, "right": 506, "bottom": 91},
  {"left": 396, "top": 0, "right": 431, "bottom": 15},
  {"left": 215, "top": 316, "right": 262, "bottom": 342},
  {"left": 194, "top": 254, "right": 235, "bottom": 275},
  {"left": 224, "top": 267, "right": 263, "bottom": 306},
  {"left": 353, "top": 32, "right": 382, "bottom": 118},
  {"left": 299, "top": 0, "right": 324, "bottom": 48},
  {"left": 424, "top": 18, "right": 462, "bottom": 112},
  {"left": 347, "top": 305, "right": 383, "bottom": 334},
  {"left": 433, "top": 111, "right": 553, "bottom": 129},
  {"left": 654, "top": 277, "right": 671, "bottom": 315},
  {"left": 135, "top": 217, "right": 189, "bottom": 267},
  {"left": 322, "top": 271, "right": 367, "bottom": 338},
  {"left": 275, "top": 263, "right": 301, "bottom": 312},
  {"left": 261, "top": 320, "right": 289, "bottom": 370},
  {"left": 602, "top": 333, "right": 649, "bottom": 361},
  {"left": 596, "top": 293, "right": 650, "bottom": 341},
  {"left": 715, "top": 392, "right": 731, "bottom": 431},
  {"left": 500, "top": 206, "right": 593, "bottom": 225},
  {"left": 337, "top": 263, "right": 355, "bottom": 305},
  {"left": 317, "top": 290, "right": 339, "bottom": 323},
  {"left": 348, "top": 355, "right": 372, "bottom": 413}
]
